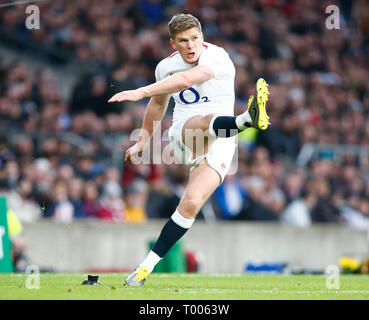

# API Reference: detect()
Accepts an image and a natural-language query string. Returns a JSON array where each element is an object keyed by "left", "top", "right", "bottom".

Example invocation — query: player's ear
[{"left": 170, "top": 38, "right": 176, "bottom": 50}]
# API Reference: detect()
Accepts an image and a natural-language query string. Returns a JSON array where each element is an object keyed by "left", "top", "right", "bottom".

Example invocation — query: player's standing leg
[{"left": 124, "top": 160, "right": 220, "bottom": 286}]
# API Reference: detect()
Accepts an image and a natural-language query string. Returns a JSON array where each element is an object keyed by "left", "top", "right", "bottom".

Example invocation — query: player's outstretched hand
[
  {"left": 108, "top": 89, "right": 145, "bottom": 103},
  {"left": 125, "top": 143, "right": 144, "bottom": 163}
]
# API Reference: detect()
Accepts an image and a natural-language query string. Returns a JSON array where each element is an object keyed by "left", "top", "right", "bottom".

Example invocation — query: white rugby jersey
[{"left": 155, "top": 42, "right": 236, "bottom": 122}]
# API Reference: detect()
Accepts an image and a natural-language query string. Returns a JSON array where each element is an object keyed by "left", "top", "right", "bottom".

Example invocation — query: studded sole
[{"left": 256, "top": 78, "right": 270, "bottom": 130}]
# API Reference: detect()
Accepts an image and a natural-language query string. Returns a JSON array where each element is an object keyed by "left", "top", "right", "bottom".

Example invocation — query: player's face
[{"left": 170, "top": 27, "right": 204, "bottom": 64}]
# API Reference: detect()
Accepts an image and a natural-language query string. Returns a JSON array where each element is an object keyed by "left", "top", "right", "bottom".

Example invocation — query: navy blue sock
[
  {"left": 212, "top": 116, "right": 249, "bottom": 137},
  {"left": 151, "top": 218, "right": 189, "bottom": 258}
]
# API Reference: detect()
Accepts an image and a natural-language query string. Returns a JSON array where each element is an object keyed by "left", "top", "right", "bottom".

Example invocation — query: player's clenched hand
[
  {"left": 125, "top": 143, "right": 144, "bottom": 163},
  {"left": 108, "top": 89, "right": 146, "bottom": 103}
]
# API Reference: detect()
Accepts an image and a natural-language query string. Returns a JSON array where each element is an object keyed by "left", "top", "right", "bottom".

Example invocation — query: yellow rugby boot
[
  {"left": 247, "top": 78, "right": 270, "bottom": 130},
  {"left": 124, "top": 266, "right": 149, "bottom": 286}
]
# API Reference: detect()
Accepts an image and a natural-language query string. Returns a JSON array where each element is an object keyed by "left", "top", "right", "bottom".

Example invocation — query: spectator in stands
[
  {"left": 99, "top": 180, "right": 125, "bottom": 221},
  {"left": 68, "top": 177, "right": 86, "bottom": 218},
  {"left": 123, "top": 179, "right": 148, "bottom": 223},
  {"left": 75, "top": 154, "right": 104, "bottom": 181},
  {"left": 280, "top": 188, "right": 316, "bottom": 228},
  {"left": 309, "top": 177, "right": 342, "bottom": 223},
  {"left": 81, "top": 181, "right": 101, "bottom": 218},
  {"left": 212, "top": 175, "right": 247, "bottom": 219},
  {"left": 6, "top": 178, "right": 42, "bottom": 223},
  {"left": 236, "top": 175, "right": 279, "bottom": 221},
  {"left": 44, "top": 179, "right": 74, "bottom": 223}
]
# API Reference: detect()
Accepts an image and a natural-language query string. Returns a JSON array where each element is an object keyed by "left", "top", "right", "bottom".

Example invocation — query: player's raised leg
[
  {"left": 182, "top": 78, "right": 270, "bottom": 140},
  {"left": 124, "top": 160, "right": 221, "bottom": 286}
]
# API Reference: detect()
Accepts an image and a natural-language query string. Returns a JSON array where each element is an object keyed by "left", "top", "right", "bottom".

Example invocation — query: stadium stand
[{"left": 0, "top": 0, "right": 368, "bottom": 233}]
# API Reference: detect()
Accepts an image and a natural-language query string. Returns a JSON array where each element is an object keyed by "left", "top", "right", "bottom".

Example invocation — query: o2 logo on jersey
[{"left": 179, "top": 87, "right": 210, "bottom": 104}]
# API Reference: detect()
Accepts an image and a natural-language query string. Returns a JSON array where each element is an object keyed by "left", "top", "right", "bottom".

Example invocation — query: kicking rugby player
[{"left": 108, "top": 13, "right": 270, "bottom": 286}]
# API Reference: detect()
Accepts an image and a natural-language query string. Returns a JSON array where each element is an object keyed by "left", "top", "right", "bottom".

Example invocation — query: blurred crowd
[{"left": 0, "top": 0, "right": 369, "bottom": 230}]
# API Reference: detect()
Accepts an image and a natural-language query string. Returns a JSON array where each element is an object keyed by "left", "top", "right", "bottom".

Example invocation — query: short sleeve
[
  {"left": 155, "top": 62, "right": 163, "bottom": 82},
  {"left": 198, "top": 46, "right": 228, "bottom": 78}
]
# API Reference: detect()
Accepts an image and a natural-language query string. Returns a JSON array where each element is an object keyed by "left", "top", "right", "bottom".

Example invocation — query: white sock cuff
[
  {"left": 171, "top": 209, "right": 195, "bottom": 229},
  {"left": 208, "top": 114, "right": 219, "bottom": 137},
  {"left": 139, "top": 250, "right": 162, "bottom": 273},
  {"left": 236, "top": 112, "right": 250, "bottom": 130}
]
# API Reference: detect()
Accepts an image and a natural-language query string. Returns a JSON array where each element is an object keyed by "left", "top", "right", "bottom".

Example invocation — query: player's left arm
[{"left": 108, "top": 65, "right": 214, "bottom": 103}]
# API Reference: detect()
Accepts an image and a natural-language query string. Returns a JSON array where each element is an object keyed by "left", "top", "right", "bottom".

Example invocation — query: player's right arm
[
  {"left": 108, "top": 65, "right": 214, "bottom": 103},
  {"left": 125, "top": 93, "right": 171, "bottom": 163}
]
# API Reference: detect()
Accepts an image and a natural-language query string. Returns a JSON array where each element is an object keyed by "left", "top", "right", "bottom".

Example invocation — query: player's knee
[
  {"left": 179, "top": 196, "right": 203, "bottom": 218},
  {"left": 201, "top": 114, "right": 216, "bottom": 130}
]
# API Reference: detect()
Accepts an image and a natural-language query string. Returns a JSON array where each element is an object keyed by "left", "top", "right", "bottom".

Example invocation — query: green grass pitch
[{"left": 1, "top": 273, "right": 369, "bottom": 300}]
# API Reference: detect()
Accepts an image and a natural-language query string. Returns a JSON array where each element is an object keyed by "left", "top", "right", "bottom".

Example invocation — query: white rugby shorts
[{"left": 168, "top": 117, "right": 237, "bottom": 182}]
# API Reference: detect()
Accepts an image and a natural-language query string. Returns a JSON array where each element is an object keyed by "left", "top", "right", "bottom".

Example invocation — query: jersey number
[{"left": 179, "top": 87, "right": 210, "bottom": 104}]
